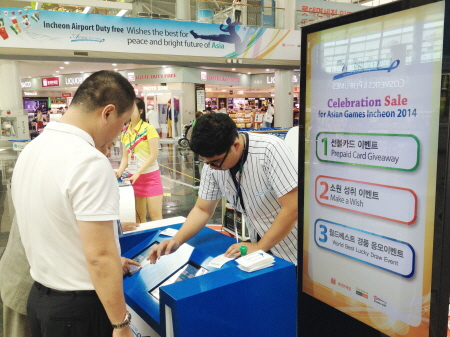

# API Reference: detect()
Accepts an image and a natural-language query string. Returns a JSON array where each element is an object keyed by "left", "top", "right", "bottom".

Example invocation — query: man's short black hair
[
  {"left": 190, "top": 113, "right": 238, "bottom": 157},
  {"left": 71, "top": 70, "right": 135, "bottom": 116}
]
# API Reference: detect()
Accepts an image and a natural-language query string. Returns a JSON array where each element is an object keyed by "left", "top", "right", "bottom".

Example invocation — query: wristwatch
[{"left": 111, "top": 311, "right": 132, "bottom": 329}]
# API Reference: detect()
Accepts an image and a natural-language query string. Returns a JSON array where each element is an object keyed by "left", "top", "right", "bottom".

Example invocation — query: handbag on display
[{"left": 264, "top": 114, "right": 273, "bottom": 123}]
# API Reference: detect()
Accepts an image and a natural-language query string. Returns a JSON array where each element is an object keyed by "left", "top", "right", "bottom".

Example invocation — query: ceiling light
[
  {"left": 82, "top": 6, "right": 92, "bottom": 14},
  {"left": 60, "top": 67, "right": 64, "bottom": 69},
  {"left": 56, "top": 71, "right": 59, "bottom": 73},
  {"left": 116, "top": 9, "right": 129, "bottom": 17},
  {"left": 266, "top": 69, "right": 270, "bottom": 71},
  {"left": 114, "top": 69, "right": 118, "bottom": 71},
  {"left": 64, "top": 62, "right": 70, "bottom": 65},
  {"left": 112, "top": 63, "right": 117, "bottom": 66},
  {"left": 162, "top": 66, "right": 167, "bottom": 68},
  {"left": 247, "top": 72, "right": 251, "bottom": 74},
  {"left": 80, "top": 72, "right": 84, "bottom": 74},
  {"left": 232, "top": 68, "right": 236, "bottom": 71}
]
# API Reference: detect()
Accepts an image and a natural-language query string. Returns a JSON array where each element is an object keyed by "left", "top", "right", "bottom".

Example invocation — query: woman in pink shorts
[{"left": 116, "top": 98, "right": 163, "bottom": 222}]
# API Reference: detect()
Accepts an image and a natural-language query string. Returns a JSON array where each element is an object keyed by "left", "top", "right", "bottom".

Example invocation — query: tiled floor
[{"left": 0, "top": 142, "right": 221, "bottom": 337}]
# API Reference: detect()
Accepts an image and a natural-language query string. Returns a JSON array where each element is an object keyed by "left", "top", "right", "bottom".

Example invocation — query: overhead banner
[
  {"left": 0, "top": 7, "right": 299, "bottom": 60},
  {"left": 303, "top": 2, "right": 444, "bottom": 337}
]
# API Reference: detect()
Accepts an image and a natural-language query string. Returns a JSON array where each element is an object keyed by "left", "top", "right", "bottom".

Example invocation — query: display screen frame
[
  {"left": 298, "top": 1, "right": 449, "bottom": 336},
  {"left": 148, "top": 261, "right": 208, "bottom": 300}
]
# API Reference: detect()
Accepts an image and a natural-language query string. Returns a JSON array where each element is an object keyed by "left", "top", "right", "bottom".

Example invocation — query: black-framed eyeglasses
[{"left": 200, "top": 147, "right": 230, "bottom": 169}]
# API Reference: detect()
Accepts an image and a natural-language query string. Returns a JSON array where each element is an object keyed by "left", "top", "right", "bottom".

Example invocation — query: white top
[
  {"left": 12, "top": 121, "right": 121, "bottom": 291},
  {"left": 198, "top": 133, "right": 298, "bottom": 264},
  {"left": 146, "top": 109, "right": 160, "bottom": 129},
  {"left": 265, "top": 105, "right": 274, "bottom": 117},
  {"left": 233, "top": 0, "right": 243, "bottom": 10}
]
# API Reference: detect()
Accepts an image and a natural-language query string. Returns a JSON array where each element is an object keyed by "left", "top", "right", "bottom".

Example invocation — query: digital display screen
[
  {"left": 133, "top": 242, "right": 158, "bottom": 264},
  {"left": 148, "top": 261, "right": 208, "bottom": 300},
  {"left": 127, "top": 242, "right": 159, "bottom": 276}
]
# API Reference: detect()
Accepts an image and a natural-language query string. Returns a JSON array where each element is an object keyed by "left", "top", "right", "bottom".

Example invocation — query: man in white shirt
[
  {"left": 11, "top": 70, "right": 136, "bottom": 337},
  {"left": 148, "top": 113, "right": 298, "bottom": 264}
]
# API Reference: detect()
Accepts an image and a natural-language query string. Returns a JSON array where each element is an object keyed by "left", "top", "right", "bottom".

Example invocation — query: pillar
[
  {"left": 176, "top": 0, "right": 190, "bottom": 21},
  {"left": 275, "top": 0, "right": 296, "bottom": 30},
  {"left": 0, "top": 60, "right": 23, "bottom": 111},
  {"left": 180, "top": 83, "right": 196, "bottom": 125},
  {"left": 274, "top": 70, "right": 294, "bottom": 128}
]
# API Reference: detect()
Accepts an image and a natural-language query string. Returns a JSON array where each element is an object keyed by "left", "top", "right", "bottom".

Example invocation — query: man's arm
[
  {"left": 148, "top": 197, "right": 219, "bottom": 263},
  {"left": 78, "top": 220, "right": 133, "bottom": 337},
  {"left": 225, "top": 187, "right": 298, "bottom": 257}
]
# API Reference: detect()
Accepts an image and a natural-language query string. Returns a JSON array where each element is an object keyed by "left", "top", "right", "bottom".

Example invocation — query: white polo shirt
[
  {"left": 199, "top": 133, "right": 298, "bottom": 264},
  {"left": 12, "top": 122, "right": 120, "bottom": 291}
]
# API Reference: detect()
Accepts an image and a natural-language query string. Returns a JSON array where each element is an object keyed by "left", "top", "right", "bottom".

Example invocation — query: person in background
[
  {"left": 116, "top": 97, "right": 163, "bottom": 223},
  {"left": 11, "top": 70, "right": 136, "bottom": 337},
  {"left": 264, "top": 103, "right": 274, "bottom": 128},
  {"left": 148, "top": 113, "right": 298, "bottom": 265},
  {"left": 233, "top": 0, "right": 243, "bottom": 22},
  {"left": 1, "top": 140, "right": 140, "bottom": 337},
  {"left": 35, "top": 109, "right": 44, "bottom": 131},
  {"left": 146, "top": 104, "right": 161, "bottom": 135},
  {"left": 166, "top": 99, "right": 177, "bottom": 138}
]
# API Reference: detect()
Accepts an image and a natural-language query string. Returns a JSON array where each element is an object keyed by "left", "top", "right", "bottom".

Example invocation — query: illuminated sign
[{"left": 42, "top": 77, "right": 60, "bottom": 87}]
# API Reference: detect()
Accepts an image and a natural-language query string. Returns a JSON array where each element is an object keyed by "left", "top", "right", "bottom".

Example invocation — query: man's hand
[
  {"left": 224, "top": 242, "right": 260, "bottom": 258},
  {"left": 120, "top": 257, "right": 140, "bottom": 276},
  {"left": 147, "top": 239, "right": 181, "bottom": 264}
]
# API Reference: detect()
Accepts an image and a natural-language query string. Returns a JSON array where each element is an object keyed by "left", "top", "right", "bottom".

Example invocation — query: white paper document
[
  {"left": 208, "top": 254, "right": 235, "bottom": 269},
  {"left": 160, "top": 228, "right": 178, "bottom": 237}
]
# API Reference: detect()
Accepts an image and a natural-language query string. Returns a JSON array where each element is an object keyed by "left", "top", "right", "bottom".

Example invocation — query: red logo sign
[
  {"left": 128, "top": 73, "right": 135, "bottom": 81},
  {"left": 42, "top": 77, "right": 60, "bottom": 87},
  {"left": 61, "top": 93, "right": 71, "bottom": 97}
]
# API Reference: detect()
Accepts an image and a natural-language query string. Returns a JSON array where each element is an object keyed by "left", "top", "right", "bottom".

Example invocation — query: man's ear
[
  {"left": 232, "top": 138, "right": 240, "bottom": 151},
  {"left": 101, "top": 104, "right": 116, "bottom": 124}
]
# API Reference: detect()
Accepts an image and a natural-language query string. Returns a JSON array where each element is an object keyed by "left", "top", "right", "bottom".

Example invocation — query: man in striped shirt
[{"left": 149, "top": 114, "right": 298, "bottom": 264}]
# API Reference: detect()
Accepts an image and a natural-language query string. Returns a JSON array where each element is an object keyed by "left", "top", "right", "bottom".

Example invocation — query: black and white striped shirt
[{"left": 199, "top": 132, "right": 298, "bottom": 264}]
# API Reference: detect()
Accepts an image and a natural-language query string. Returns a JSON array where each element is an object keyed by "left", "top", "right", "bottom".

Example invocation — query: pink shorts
[{"left": 132, "top": 170, "right": 163, "bottom": 197}]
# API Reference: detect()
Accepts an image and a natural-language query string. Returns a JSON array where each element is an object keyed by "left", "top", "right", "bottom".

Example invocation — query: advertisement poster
[
  {"left": 0, "top": 7, "right": 299, "bottom": 60},
  {"left": 303, "top": 2, "right": 445, "bottom": 336}
]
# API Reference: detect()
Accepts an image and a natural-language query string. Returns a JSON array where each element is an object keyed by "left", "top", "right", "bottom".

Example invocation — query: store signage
[
  {"left": 64, "top": 77, "right": 83, "bottom": 85},
  {"left": 201, "top": 71, "right": 207, "bottom": 81},
  {"left": 21, "top": 81, "right": 31, "bottom": 88},
  {"left": 136, "top": 74, "right": 176, "bottom": 80},
  {"left": 252, "top": 73, "right": 300, "bottom": 86},
  {"left": 143, "top": 85, "right": 168, "bottom": 91},
  {"left": 0, "top": 7, "right": 300, "bottom": 61},
  {"left": 24, "top": 92, "right": 37, "bottom": 95},
  {"left": 42, "top": 77, "right": 60, "bottom": 87},
  {"left": 61, "top": 93, "right": 72, "bottom": 97},
  {"left": 128, "top": 72, "right": 135, "bottom": 81},
  {"left": 303, "top": 2, "right": 444, "bottom": 336}
]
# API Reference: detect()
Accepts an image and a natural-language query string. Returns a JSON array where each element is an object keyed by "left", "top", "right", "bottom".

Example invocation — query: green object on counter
[{"left": 240, "top": 246, "right": 248, "bottom": 256}]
